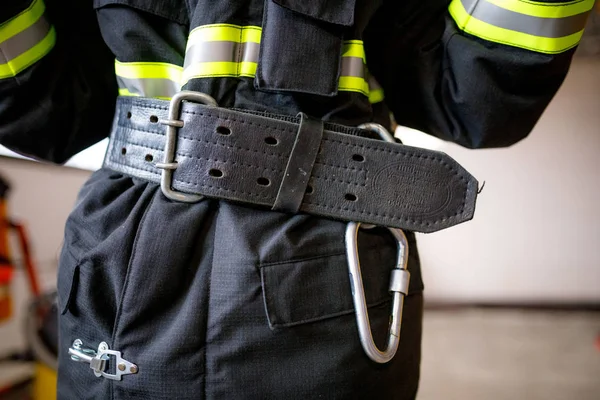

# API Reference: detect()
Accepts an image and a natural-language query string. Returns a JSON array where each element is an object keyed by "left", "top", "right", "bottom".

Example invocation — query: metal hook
[
  {"left": 358, "top": 122, "right": 396, "bottom": 143},
  {"left": 345, "top": 222, "right": 410, "bottom": 363}
]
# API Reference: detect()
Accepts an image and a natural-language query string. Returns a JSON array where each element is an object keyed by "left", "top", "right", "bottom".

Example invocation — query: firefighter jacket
[{"left": 0, "top": 0, "right": 594, "bottom": 163}]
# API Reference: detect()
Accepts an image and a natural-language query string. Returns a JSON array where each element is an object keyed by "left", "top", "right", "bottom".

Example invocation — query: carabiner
[{"left": 345, "top": 222, "right": 410, "bottom": 364}]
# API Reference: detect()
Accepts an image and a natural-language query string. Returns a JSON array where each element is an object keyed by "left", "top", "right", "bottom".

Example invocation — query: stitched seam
[
  {"left": 115, "top": 140, "right": 284, "bottom": 173},
  {"left": 269, "top": 298, "right": 391, "bottom": 328},
  {"left": 314, "top": 161, "right": 367, "bottom": 172},
  {"left": 177, "top": 181, "right": 272, "bottom": 199},
  {"left": 260, "top": 251, "right": 347, "bottom": 268},
  {"left": 181, "top": 111, "right": 297, "bottom": 135},
  {"left": 322, "top": 138, "right": 468, "bottom": 184},
  {"left": 303, "top": 201, "right": 469, "bottom": 225},
  {"left": 115, "top": 139, "right": 284, "bottom": 173},
  {"left": 116, "top": 122, "right": 287, "bottom": 159},
  {"left": 311, "top": 174, "right": 366, "bottom": 186}
]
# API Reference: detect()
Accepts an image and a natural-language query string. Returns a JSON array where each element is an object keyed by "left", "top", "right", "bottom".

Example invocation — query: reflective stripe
[
  {"left": 339, "top": 41, "right": 368, "bottom": 95},
  {"left": 449, "top": 0, "right": 594, "bottom": 54},
  {"left": 366, "top": 74, "right": 384, "bottom": 104},
  {"left": 183, "top": 24, "right": 372, "bottom": 95},
  {"left": 118, "top": 24, "right": 377, "bottom": 99},
  {"left": 0, "top": 0, "right": 55, "bottom": 79},
  {"left": 341, "top": 40, "right": 366, "bottom": 63},
  {"left": 115, "top": 60, "right": 182, "bottom": 99},
  {"left": 182, "top": 24, "right": 261, "bottom": 83},
  {"left": 485, "top": 0, "right": 595, "bottom": 18}
]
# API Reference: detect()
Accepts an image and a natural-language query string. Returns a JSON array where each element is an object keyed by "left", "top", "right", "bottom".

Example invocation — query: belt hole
[
  {"left": 352, "top": 154, "right": 365, "bottom": 162},
  {"left": 149, "top": 115, "right": 159, "bottom": 123},
  {"left": 209, "top": 169, "right": 223, "bottom": 178},
  {"left": 264, "top": 137, "right": 278, "bottom": 146},
  {"left": 305, "top": 185, "right": 313, "bottom": 194},
  {"left": 145, "top": 154, "right": 153, "bottom": 162},
  {"left": 216, "top": 126, "right": 231, "bottom": 136},
  {"left": 121, "top": 147, "right": 127, "bottom": 155},
  {"left": 257, "top": 177, "right": 270, "bottom": 186},
  {"left": 345, "top": 193, "right": 357, "bottom": 202},
  {"left": 126, "top": 112, "right": 132, "bottom": 119}
]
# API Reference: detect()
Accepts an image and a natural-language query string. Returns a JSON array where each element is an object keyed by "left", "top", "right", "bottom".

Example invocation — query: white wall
[{"left": 400, "top": 58, "right": 600, "bottom": 303}]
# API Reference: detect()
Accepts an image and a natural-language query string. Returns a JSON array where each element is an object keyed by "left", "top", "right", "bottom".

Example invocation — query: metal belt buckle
[
  {"left": 345, "top": 123, "right": 410, "bottom": 364},
  {"left": 156, "top": 91, "right": 218, "bottom": 203}
]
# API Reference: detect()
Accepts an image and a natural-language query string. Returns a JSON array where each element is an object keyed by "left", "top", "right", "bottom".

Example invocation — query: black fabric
[
  {"left": 104, "top": 97, "right": 478, "bottom": 233},
  {"left": 0, "top": 0, "right": 32, "bottom": 22},
  {"left": 0, "top": 0, "right": 117, "bottom": 164},
  {"left": 57, "top": 168, "right": 424, "bottom": 399},
  {"left": 255, "top": 0, "right": 343, "bottom": 96},
  {"left": 363, "top": 1, "right": 577, "bottom": 148},
  {"left": 273, "top": 0, "right": 356, "bottom": 26},
  {"left": 272, "top": 113, "right": 324, "bottom": 213},
  {"left": 0, "top": 0, "right": 585, "bottom": 398}
]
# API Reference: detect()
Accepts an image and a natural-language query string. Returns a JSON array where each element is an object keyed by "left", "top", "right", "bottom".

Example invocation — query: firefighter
[{"left": 0, "top": 0, "right": 594, "bottom": 398}]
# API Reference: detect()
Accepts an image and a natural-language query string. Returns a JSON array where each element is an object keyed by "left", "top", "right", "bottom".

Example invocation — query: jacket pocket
[
  {"left": 260, "top": 248, "right": 396, "bottom": 329},
  {"left": 57, "top": 248, "right": 79, "bottom": 317}
]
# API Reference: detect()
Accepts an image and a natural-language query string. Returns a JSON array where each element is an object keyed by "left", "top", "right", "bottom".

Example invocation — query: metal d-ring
[{"left": 155, "top": 91, "right": 218, "bottom": 203}]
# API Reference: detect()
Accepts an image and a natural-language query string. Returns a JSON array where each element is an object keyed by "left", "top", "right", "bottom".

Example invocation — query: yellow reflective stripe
[
  {"left": 486, "top": 0, "right": 595, "bottom": 18},
  {"left": 0, "top": 25, "right": 55, "bottom": 79},
  {"left": 115, "top": 60, "right": 182, "bottom": 81},
  {"left": 187, "top": 24, "right": 261, "bottom": 51},
  {"left": 368, "top": 88, "right": 384, "bottom": 104},
  {"left": 183, "top": 24, "right": 262, "bottom": 83},
  {"left": 338, "top": 76, "right": 369, "bottom": 96},
  {"left": 366, "top": 73, "right": 384, "bottom": 104},
  {"left": 118, "top": 88, "right": 172, "bottom": 101},
  {"left": 115, "top": 60, "right": 183, "bottom": 99},
  {"left": 183, "top": 61, "right": 242, "bottom": 80},
  {"left": 239, "top": 61, "right": 258, "bottom": 77},
  {"left": 341, "top": 40, "right": 366, "bottom": 63},
  {"left": 449, "top": 0, "right": 587, "bottom": 53},
  {"left": 339, "top": 40, "right": 369, "bottom": 95},
  {"left": 182, "top": 61, "right": 257, "bottom": 81},
  {"left": 119, "top": 88, "right": 138, "bottom": 96},
  {"left": 0, "top": 0, "right": 45, "bottom": 43}
]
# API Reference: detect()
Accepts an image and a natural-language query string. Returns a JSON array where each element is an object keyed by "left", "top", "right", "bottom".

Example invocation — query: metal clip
[
  {"left": 68, "top": 340, "right": 138, "bottom": 381},
  {"left": 155, "top": 90, "right": 218, "bottom": 203},
  {"left": 346, "top": 122, "right": 410, "bottom": 363},
  {"left": 345, "top": 223, "right": 410, "bottom": 364}
]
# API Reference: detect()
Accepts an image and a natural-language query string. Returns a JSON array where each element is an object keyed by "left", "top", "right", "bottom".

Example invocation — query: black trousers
[{"left": 57, "top": 169, "right": 424, "bottom": 399}]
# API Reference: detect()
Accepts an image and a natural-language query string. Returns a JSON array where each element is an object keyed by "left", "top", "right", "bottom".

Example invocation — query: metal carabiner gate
[
  {"left": 346, "top": 122, "right": 410, "bottom": 363},
  {"left": 345, "top": 222, "right": 410, "bottom": 364}
]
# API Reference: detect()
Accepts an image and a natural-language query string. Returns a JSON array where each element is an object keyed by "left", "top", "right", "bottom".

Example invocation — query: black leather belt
[{"left": 103, "top": 92, "right": 479, "bottom": 233}]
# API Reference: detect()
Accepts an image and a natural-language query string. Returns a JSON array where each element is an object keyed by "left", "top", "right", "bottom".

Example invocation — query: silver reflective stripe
[
  {"left": 460, "top": 0, "right": 591, "bottom": 38},
  {"left": 117, "top": 76, "right": 180, "bottom": 99},
  {"left": 340, "top": 56, "right": 365, "bottom": 79},
  {"left": 183, "top": 41, "right": 260, "bottom": 67},
  {"left": 0, "top": 15, "right": 51, "bottom": 63}
]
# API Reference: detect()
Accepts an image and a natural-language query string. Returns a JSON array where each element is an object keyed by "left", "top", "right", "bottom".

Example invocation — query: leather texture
[
  {"left": 272, "top": 113, "right": 324, "bottom": 213},
  {"left": 104, "top": 96, "right": 479, "bottom": 233}
]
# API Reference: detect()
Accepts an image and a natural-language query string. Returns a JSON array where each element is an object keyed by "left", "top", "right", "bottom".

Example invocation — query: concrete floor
[
  {"left": 419, "top": 308, "right": 600, "bottom": 400},
  {"left": 1, "top": 309, "right": 599, "bottom": 399}
]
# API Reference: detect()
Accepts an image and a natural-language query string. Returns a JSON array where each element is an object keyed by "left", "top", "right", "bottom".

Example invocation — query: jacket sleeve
[
  {"left": 0, "top": 0, "right": 117, "bottom": 163},
  {"left": 363, "top": 0, "right": 595, "bottom": 149}
]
